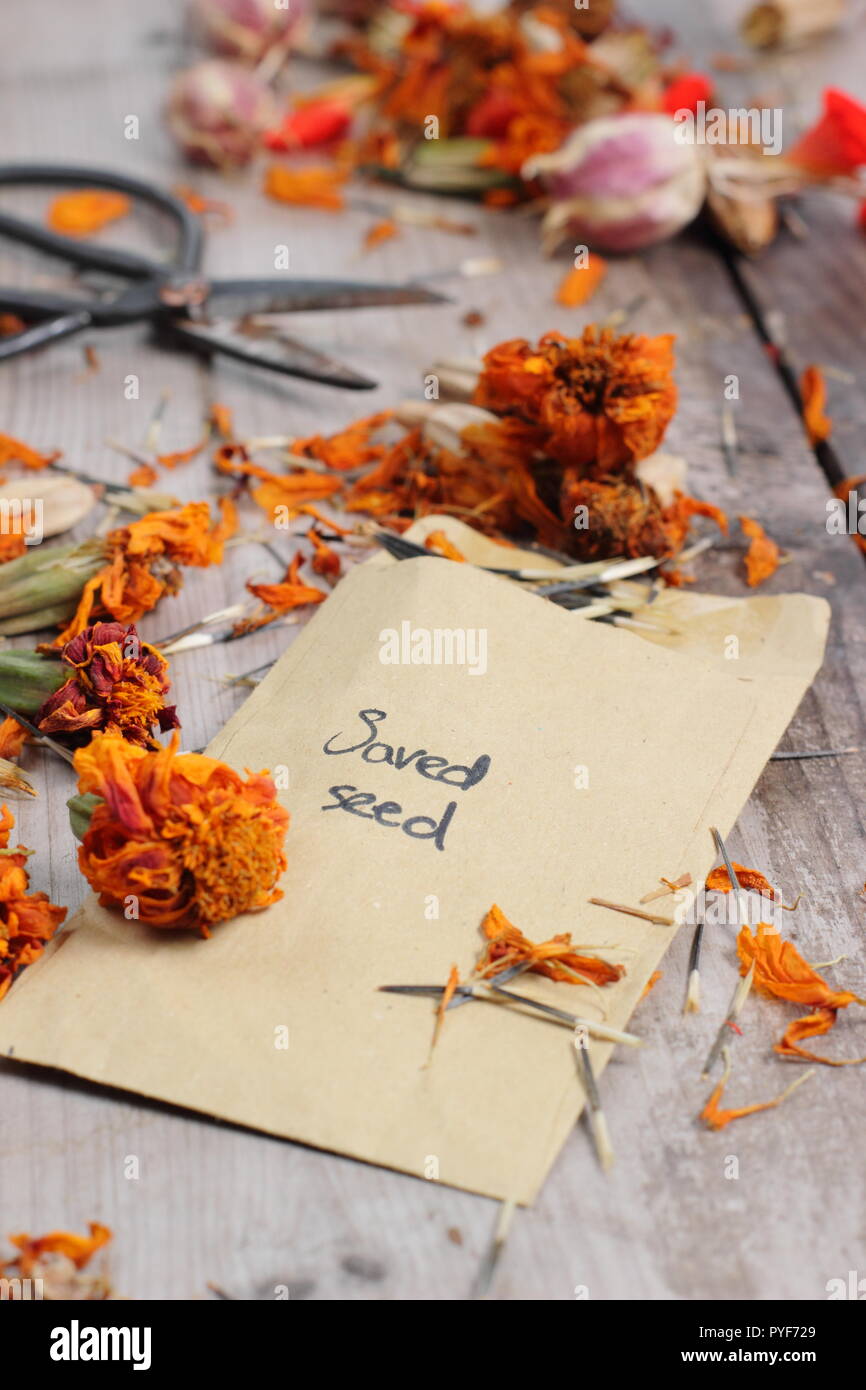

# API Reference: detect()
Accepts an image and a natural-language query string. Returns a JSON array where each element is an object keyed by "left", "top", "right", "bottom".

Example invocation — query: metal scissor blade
[
  {"left": 165, "top": 315, "right": 378, "bottom": 389},
  {"left": 199, "top": 278, "right": 450, "bottom": 316},
  {"left": 380, "top": 964, "right": 526, "bottom": 1011},
  {"left": 0, "top": 310, "right": 92, "bottom": 360},
  {"left": 379, "top": 983, "right": 475, "bottom": 1010}
]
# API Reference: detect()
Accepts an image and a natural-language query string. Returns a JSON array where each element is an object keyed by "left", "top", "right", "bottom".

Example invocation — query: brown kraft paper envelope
[{"left": 0, "top": 533, "right": 830, "bottom": 1203}]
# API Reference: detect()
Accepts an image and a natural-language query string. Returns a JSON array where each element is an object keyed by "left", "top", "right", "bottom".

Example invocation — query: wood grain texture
[{"left": 0, "top": 0, "right": 864, "bottom": 1300}]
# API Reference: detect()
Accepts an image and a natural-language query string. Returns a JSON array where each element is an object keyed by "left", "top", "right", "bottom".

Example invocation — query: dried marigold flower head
[
  {"left": 472, "top": 328, "right": 678, "bottom": 475},
  {"left": 34, "top": 622, "right": 179, "bottom": 749},
  {"left": 73, "top": 732, "right": 290, "bottom": 935},
  {"left": 0, "top": 804, "right": 67, "bottom": 1000},
  {"left": 561, "top": 479, "right": 727, "bottom": 564},
  {"left": 55, "top": 499, "right": 236, "bottom": 646}
]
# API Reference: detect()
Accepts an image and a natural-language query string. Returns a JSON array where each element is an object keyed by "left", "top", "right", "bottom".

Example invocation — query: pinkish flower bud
[
  {"left": 192, "top": 0, "right": 307, "bottom": 63},
  {"left": 167, "top": 59, "right": 279, "bottom": 169},
  {"left": 524, "top": 112, "right": 707, "bottom": 254}
]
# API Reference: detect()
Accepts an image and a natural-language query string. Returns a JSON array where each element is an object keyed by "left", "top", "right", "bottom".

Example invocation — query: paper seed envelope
[{"left": 0, "top": 532, "right": 829, "bottom": 1203}]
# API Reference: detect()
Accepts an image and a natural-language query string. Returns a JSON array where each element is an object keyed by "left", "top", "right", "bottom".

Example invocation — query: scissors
[{"left": 0, "top": 164, "right": 447, "bottom": 389}]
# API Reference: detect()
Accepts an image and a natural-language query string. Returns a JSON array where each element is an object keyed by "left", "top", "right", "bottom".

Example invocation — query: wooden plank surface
[{"left": 0, "top": 0, "right": 865, "bottom": 1300}]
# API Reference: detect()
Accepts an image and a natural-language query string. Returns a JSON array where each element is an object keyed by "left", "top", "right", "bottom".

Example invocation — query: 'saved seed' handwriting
[{"left": 321, "top": 708, "right": 491, "bottom": 851}]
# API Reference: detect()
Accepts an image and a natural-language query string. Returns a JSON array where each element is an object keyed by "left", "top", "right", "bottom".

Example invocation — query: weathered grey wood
[{"left": 0, "top": 0, "right": 864, "bottom": 1300}]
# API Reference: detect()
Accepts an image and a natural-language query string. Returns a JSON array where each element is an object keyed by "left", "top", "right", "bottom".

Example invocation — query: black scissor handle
[{"left": 0, "top": 164, "right": 204, "bottom": 275}]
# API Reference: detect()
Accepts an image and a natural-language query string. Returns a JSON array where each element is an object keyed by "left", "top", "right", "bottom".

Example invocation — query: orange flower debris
[
  {"left": 264, "top": 163, "right": 347, "bottom": 211},
  {"left": 74, "top": 731, "right": 290, "bottom": 935},
  {"left": 800, "top": 364, "right": 832, "bottom": 445},
  {"left": 737, "top": 923, "right": 866, "bottom": 1066},
  {"left": 0, "top": 527, "right": 26, "bottom": 565},
  {"left": 0, "top": 804, "right": 67, "bottom": 1001},
  {"left": 346, "top": 3, "right": 638, "bottom": 187},
  {"left": 363, "top": 218, "right": 400, "bottom": 251},
  {"left": 0, "top": 717, "right": 28, "bottom": 763},
  {"left": 0, "top": 718, "right": 33, "bottom": 797},
  {"left": 738, "top": 514, "right": 780, "bottom": 587},
  {"left": 127, "top": 463, "right": 159, "bottom": 488},
  {"left": 430, "top": 963, "right": 461, "bottom": 1055},
  {"left": 0, "top": 432, "right": 60, "bottom": 470},
  {"left": 640, "top": 970, "right": 662, "bottom": 1001},
  {"left": 700, "top": 1051, "right": 813, "bottom": 1131},
  {"left": 706, "top": 863, "right": 777, "bottom": 898},
  {"left": 54, "top": 499, "right": 237, "bottom": 647},
  {"left": 555, "top": 255, "right": 607, "bottom": 309},
  {"left": 1, "top": 1222, "right": 114, "bottom": 1299},
  {"left": 234, "top": 551, "right": 327, "bottom": 636},
  {"left": 289, "top": 410, "right": 394, "bottom": 473},
  {"left": 214, "top": 444, "right": 343, "bottom": 519},
  {"left": 424, "top": 529, "right": 466, "bottom": 561},
  {"left": 476, "top": 902, "right": 624, "bottom": 988},
  {"left": 308, "top": 527, "right": 342, "bottom": 581},
  {"left": 173, "top": 185, "right": 234, "bottom": 223},
  {"left": 47, "top": 190, "right": 131, "bottom": 238},
  {"left": 216, "top": 328, "right": 731, "bottom": 574}
]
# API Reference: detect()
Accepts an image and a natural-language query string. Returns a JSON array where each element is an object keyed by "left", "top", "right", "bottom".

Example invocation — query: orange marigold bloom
[
  {"left": 0, "top": 804, "right": 67, "bottom": 1000},
  {"left": 35, "top": 621, "right": 179, "bottom": 749},
  {"left": 473, "top": 328, "right": 678, "bottom": 475},
  {"left": 477, "top": 902, "right": 623, "bottom": 987},
  {"left": 74, "top": 732, "right": 290, "bottom": 935},
  {"left": 55, "top": 499, "right": 236, "bottom": 646},
  {"left": 562, "top": 478, "right": 727, "bottom": 564},
  {"left": 737, "top": 923, "right": 866, "bottom": 1066}
]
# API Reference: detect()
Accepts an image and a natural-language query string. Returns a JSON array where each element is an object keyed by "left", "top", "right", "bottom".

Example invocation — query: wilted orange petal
[
  {"left": 800, "top": 365, "right": 832, "bottom": 445},
  {"left": 706, "top": 862, "right": 776, "bottom": 898},
  {"left": 555, "top": 255, "right": 607, "bottom": 308},
  {"left": 47, "top": 191, "right": 130, "bottom": 238},
  {"left": 264, "top": 163, "right": 346, "bottom": 211},
  {"left": 424, "top": 530, "right": 466, "bottom": 561},
  {"left": 738, "top": 514, "right": 780, "bottom": 586}
]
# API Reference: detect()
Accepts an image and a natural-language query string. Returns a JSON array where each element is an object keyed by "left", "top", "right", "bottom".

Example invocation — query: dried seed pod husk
[
  {"left": 0, "top": 473, "right": 95, "bottom": 539},
  {"left": 741, "top": 0, "right": 847, "bottom": 49},
  {"left": 707, "top": 182, "right": 779, "bottom": 256}
]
